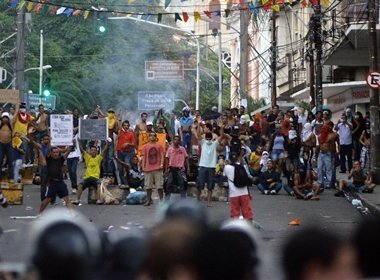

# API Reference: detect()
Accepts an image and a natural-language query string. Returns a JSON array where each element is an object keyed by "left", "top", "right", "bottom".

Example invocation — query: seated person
[
  {"left": 257, "top": 159, "right": 282, "bottom": 195},
  {"left": 289, "top": 163, "right": 320, "bottom": 200},
  {"left": 248, "top": 145, "right": 263, "bottom": 177},
  {"left": 335, "top": 160, "right": 375, "bottom": 197},
  {"left": 115, "top": 155, "right": 144, "bottom": 190}
]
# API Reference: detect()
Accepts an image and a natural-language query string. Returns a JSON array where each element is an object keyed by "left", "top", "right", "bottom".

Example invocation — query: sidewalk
[{"left": 335, "top": 171, "right": 380, "bottom": 218}]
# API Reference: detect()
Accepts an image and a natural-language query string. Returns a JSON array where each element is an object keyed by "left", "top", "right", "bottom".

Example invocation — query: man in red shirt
[
  {"left": 142, "top": 132, "right": 165, "bottom": 206},
  {"left": 164, "top": 135, "right": 190, "bottom": 199},
  {"left": 115, "top": 120, "right": 136, "bottom": 187}
]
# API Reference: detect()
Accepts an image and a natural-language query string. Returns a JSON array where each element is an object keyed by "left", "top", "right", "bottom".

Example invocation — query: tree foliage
[{"left": 0, "top": 1, "right": 231, "bottom": 115}]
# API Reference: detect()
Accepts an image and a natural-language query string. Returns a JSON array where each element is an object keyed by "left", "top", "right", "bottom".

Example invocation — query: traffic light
[
  {"left": 42, "top": 77, "right": 51, "bottom": 97},
  {"left": 95, "top": 12, "right": 108, "bottom": 35}
]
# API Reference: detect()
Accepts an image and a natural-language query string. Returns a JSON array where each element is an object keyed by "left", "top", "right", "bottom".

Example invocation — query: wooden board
[{"left": 1, "top": 182, "right": 23, "bottom": 205}]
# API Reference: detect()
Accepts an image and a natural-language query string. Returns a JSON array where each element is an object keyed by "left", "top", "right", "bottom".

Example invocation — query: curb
[{"left": 350, "top": 191, "right": 380, "bottom": 218}]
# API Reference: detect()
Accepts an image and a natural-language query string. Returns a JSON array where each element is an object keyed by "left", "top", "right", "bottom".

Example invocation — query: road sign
[
  {"left": 145, "top": 61, "right": 184, "bottom": 80},
  {"left": 138, "top": 91, "right": 175, "bottom": 111},
  {"left": 22, "top": 93, "right": 56, "bottom": 110},
  {"left": 366, "top": 72, "right": 380, "bottom": 89}
]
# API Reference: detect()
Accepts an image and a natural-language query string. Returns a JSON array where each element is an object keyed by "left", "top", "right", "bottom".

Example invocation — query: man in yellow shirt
[{"left": 73, "top": 139, "right": 109, "bottom": 205}]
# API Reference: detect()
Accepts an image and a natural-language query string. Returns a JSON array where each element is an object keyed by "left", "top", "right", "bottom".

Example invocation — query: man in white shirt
[
  {"left": 223, "top": 152, "right": 253, "bottom": 220},
  {"left": 335, "top": 114, "right": 353, "bottom": 173}
]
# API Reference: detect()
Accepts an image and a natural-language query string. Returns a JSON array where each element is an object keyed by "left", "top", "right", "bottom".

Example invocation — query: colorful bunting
[{"left": 3, "top": 0, "right": 324, "bottom": 22}]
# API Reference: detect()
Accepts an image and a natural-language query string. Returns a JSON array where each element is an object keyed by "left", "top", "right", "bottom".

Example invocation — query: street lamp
[
  {"left": 6, "top": 65, "right": 52, "bottom": 89},
  {"left": 108, "top": 16, "right": 201, "bottom": 110}
]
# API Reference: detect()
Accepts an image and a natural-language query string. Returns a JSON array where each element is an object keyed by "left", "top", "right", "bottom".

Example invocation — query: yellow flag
[
  {"left": 83, "top": 10, "right": 90, "bottom": 19},
  {"left": 194, "top": 11, "right": 201, "bottom": 22},
  {"left": 322, "top": 0, "right": 330, "bottom": 6},
  {"left": 26, "top": 2, "right": 34, "bottom": 12},
  {"left": 272, "top": 4, "right": 280, "bottom": 12},
  {"left": 17, "top": 0, "right": 25, "bottom": 11},
  {"left": 128, "top": 0, "right": 136, "bottom": 3},
  {"left": 262, "top": 0, "right": 269, "bottom": 4}
]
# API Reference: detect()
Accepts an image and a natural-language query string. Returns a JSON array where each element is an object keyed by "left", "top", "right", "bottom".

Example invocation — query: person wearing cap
[
  {"left": 284, "top": 131, "right": 301, "bottom": 180},
  {"left": 115, "top": 120, "right": 136, "bottom": 187},
  {"left": 0, "top": 111, "right": 14, "bottom": 182},
  {"left": 258, "top": 159, "right": 282, "bottom": 194}
]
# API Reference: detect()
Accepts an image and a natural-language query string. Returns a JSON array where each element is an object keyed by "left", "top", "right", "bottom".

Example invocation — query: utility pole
[
  {"left": 15, "top": 8, "right": 25, "bottom": 101},
  {"left": 308, "top": 18, "right": 315, "bottom": 110},
  {"left": 271, "top": 0, "right": 277, "bottom": 107},
  {"left": 314, "top": 0, "right": 323, "bottom": 111},
  {"left": 217, "top": 31, "right": 223, "bottom": 113},
  {"left": 368, "top": 0, "right": 380, "bottom": 183},
  {"left": 39, "top": 30, "right": 44, "bottom": 96},
  {"left": 239, "top": 7, "right": 249, "bottom": 105}
]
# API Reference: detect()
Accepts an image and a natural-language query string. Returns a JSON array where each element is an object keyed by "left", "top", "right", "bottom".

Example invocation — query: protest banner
[
  {"left": 50, "top": 114, "right": 73, "bottom": 146},
  {"left": 79, "top": 118, "right": 108, "bottom": 140}
]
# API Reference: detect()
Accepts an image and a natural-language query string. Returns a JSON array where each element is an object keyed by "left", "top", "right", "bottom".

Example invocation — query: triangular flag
[
  {"left": 41, "top": 4, "right": 50, "bottom": 14},
  {"left": 249, "top": 5, "right": 259, "bottom": 14},
  {"left": 194, "top": 11, "right": 201, "bottom": 21},
  {"left": 204, "top": 10, "right": 212, "bottom": 18},
  {"left": 276, "top": 0, "right": 285, "bottom": 3},
  {"left": 309, "top": 0, "right": 317, "bottom": 5},
  {"left": 50, "top": 6, "right": 58, "bottom": 15},
  {"left": 83, "top": 10, "right": 90, "bottom": 19},
  {"left": 215, "top": 10, "right": 221, "bottom": 16},
  {"left": 174, "top": 13, "right": 182, "bottom": 22},
  {"left": 272, "top": 4, "right": 280, "bottom": 12},
  {"left": 157, "top": 13, "right": 162, "bottom": 23},
  {"left": 17, "top": 0, "right": 25, "bottom": 11},
  {"left": 301, "top": 0, "right": 308, "bottom": 7},
  {"left": 56, "top": 7, "right": 66, "bottom": 15},
  {"left": 226, "top": 0, "right": 232, "bottom": 9},
  {"left": 33, "top": 3, "right": 42, "bottom": 12},
  {"left": 72, "top": 10, "right": 81, "bottom": 16},
  {"left": 224, "top": 9, "right": 231, "bottom": 17},
  {"left": 288, "top": 0, "right": 294, "bottom": 3},
  {"left": 262, "top": 3, "right": 271, "bottom": 11},
  {"left": 164, "top": 0, "right": 171, "bottom": 8},
  {"left": 262, "top": 0, "right": 269, "bottom": 4},
  {"left": 63, "top": 8, "right": 74, "bottom": 16},
  {"left": 26, "top": 2, "right": 33, "bottom": 12},
  {"left": 11, "top": 0, "right": 19, "bottom": 9},
  {"left": 182, "top": 12, "right": 189, "bottom": 22},
  {"left": 144, "top": 13, "right": 152, "bottom": 21},
  {"left": 321, "top": 0, "right": 330, "bottom": 6}
]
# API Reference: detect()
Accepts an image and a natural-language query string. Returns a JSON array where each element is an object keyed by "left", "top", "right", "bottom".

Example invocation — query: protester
[{"left": 141, "top": 131, "right": 165, "bottom": 206}]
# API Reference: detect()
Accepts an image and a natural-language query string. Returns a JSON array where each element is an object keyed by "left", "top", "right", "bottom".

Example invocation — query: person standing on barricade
[
  {"left": 179, "top": 107, "right": 193, "bottom": 155},
  {"left": 72, "top": 138, "right": 110, "bottom": 205},
  {"left": 141, "top": 131, "right": 165, "bottom": 206},
  {"left": 164, "top": 135, "right": 189, "bottom": 200}
]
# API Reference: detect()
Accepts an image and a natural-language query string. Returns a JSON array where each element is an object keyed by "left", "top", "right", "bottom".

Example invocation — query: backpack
[{"left": 230, "top": 163, "right": 251, "bottom": 188}]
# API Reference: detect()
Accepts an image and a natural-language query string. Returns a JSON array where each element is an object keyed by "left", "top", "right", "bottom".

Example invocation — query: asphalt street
[{"left": 0, "top": 166, "right": 363, "bottom": 280}]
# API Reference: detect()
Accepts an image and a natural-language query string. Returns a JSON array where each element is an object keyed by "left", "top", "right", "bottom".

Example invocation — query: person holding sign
[
  {"left": 73, "top": 138, "right": 111, "bottom": 205},
  {"left": 141, "top": 132, "right": 165, "bottom": 206}
]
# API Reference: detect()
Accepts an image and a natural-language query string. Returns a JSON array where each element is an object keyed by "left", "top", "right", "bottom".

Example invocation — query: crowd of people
[{"left": 0, "top": 102, "right": 378, "bottom": 213}]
